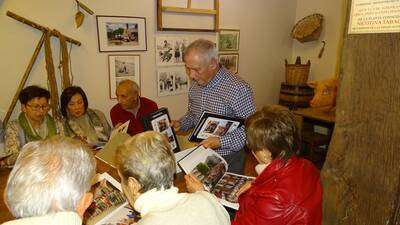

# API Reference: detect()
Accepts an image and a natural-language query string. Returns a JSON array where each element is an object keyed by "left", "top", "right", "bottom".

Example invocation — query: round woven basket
[
  {"left": 292, "top": 13, "right": 324, "bottom": 43},
  {"left": 285, "top": 58, "right": 311, "bottom": 85}
]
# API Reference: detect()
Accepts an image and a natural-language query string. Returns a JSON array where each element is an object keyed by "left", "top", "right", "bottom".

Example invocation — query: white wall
[
  {"left": 0, "top": 0, "right": 296, "bottom": 123},
  {"left": 291, "top": 0, "right": 344, "bottom": 81}
]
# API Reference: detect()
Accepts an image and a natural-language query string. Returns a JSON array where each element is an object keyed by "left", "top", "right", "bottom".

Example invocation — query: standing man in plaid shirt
[{"left": 172, "top": 39, "right": 256, "bottom": 174}]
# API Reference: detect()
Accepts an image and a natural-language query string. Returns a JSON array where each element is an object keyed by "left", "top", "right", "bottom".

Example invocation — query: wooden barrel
[{"left": 279, "top": 82, "right": 314, "bottom": 109}]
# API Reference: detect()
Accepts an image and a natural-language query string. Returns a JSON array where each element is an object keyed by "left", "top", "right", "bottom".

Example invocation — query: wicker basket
[
  {"left": 292, "top": 13, "right": 324, "bottom": 43},
  {"left": 285, "top": 57, "right": 311, "bottom": 85}
]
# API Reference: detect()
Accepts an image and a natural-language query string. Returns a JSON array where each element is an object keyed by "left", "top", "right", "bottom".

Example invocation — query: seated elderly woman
[
  {"left": 1, "top": 85, "right": 64, "bottom": 167},
  {"left": 3, "top": 136, "right": 96, "bottom": 225},
  {"left": 61, "top": 86, "right": 111, "bottom": 146},
  {"left": 115, "top": 131, "right": 230, "bottom": 225},
  {"left": 186, "top": 105, "right": 322, "bottom": 225}
]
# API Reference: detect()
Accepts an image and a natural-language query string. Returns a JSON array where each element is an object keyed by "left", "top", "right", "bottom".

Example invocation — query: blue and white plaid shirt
[{"left": 180, "top": 67, "right": 256, "bottom": 156}]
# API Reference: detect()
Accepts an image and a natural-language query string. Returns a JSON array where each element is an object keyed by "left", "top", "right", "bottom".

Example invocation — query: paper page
[
  {"left": 211, "top": 172, "right": 255, "bottom": 210},
  {"left": 174, "top": 146, "right": 197, "bottom": 173},
  {"left": 110, "top": 120, "right": 130, "bottom": 139},
  {"left": 96, "top": 133, "right": 131, "bottom": 168},
  {"left": 84, "top": 173, "right": 127, "bottom": 225},
  {"left": 178, "top": 146, "right": 228, "bottom": 190}
]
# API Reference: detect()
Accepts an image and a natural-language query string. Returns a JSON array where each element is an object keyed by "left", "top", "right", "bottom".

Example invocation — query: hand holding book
[{"left": 184, "top": 173, "right": 205, "bottom": 193}]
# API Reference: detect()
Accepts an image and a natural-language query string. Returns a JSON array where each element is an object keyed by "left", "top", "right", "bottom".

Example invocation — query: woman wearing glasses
[
  {"left": 60, "top": 86, "right": 111, "bottom": 147},
  {"left": 1, "top": 85, "right": 64, "bottom": 167}
]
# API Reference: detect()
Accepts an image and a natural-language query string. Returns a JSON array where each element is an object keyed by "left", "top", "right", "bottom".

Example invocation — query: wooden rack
[{"left": 157, "top": 0, "right": 219, "bottom": 32}]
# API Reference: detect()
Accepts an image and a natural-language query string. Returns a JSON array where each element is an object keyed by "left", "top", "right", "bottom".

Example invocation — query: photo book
[
  {"left": 189, "top": 112, "right": 244, "bottom": 142},
  {"left": 177, "top": 146, "right": 254, "bottom": 209},
  {"left": 84, "top": 172, "right": 138, "bottom": 225},
  {"left": 142, "top": 107, "right": 180, "bottom": 152}
]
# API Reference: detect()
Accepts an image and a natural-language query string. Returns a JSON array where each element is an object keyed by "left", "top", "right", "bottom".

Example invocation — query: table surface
[
  {"left": 0, "top": 134, "right": 257, "bottom": 223},
  {"left": 293, "top": 107, "right": 336, "bottom": 123}
]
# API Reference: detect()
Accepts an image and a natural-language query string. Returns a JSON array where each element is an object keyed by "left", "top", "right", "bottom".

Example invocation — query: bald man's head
[{"left": 116, "top": 80, "right": 140, "bottom": 110}]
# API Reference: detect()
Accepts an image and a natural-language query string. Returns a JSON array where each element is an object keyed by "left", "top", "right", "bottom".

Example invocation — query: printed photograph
[
  {"left": 218, "top": 29, "right": 240, "bottom": 51},
  {"left": 212, "top": 173, "right": 254, "bottom": 204},
  {"left": 151, "top": 114, "right": 170, "bottom": 133},
  {"left": 106, "top": 22, "right": 138, "bottom": 47},
  {"left": 157, "top": 66, "right": 189, "bottom": 97},
  {"left": 108, "top": 55, "right": 140, "bottom": 99},
  {"left": 97, "top": 16, "right": 147, "bottom": 52},
  {"left": 156, "top": 36, "right": 190, "bottom": 66},
  {"left": 197, "top": 118, "right": 241, "bottom": 139},
  {"left": 191, "top": 155, "right": 227, "bottom": 190},
  {"left": 219, "top": 53, "right": 239, "bottom": 74},
  {"left": 161, "top": 128, "right": 177, "bottom": 150},
  {"left": 84, "top": 179, "right": 126, "bottom": 224}
]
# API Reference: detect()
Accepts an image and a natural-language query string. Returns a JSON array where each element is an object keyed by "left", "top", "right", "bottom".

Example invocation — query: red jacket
[
  {"left": 110, "top": 97, "right": 158, "bottom": 136},
  {"left": 232, "top": 156, "right": 322, "bottom": 225}
]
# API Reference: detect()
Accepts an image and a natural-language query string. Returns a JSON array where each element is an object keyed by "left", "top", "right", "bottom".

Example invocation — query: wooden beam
[
  {"left": 162, "top": 6, "right": 217, "bottom": 15},
  {"left": 6, "top": 11, "right": 81, "bottom": 46},
  {"left": 3, "top": 33, "right": 46, "bottom": 125},
  {"left": 214, "top": 0, "right": 220, "bottom": 31},
  {"left": 157, "top": 0, "right": 163, "bottom": 31},
  {"left": 187, "top": 0, "right": 192, "bottom": 8},
  {"left": 76, "top": 0, "right": 94, "bottom": 15},
  {"left": 44, "top": 31, "right": 61, "bottom": 119}
]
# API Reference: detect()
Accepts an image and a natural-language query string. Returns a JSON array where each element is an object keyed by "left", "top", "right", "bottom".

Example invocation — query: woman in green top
[
  {"left": 2, "top": 86, "right": 64, "bottom": 167},
  {"left": 60, "top": 86, "right": 111, "bottom": 147}
]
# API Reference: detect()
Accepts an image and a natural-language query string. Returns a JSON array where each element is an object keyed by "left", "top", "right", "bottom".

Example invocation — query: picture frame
[
  {"left": 218, "top": 29, "right": 240, "bottom": 51},
  {"left": 156, "top": 36, "right": 190, "bottom": 66},
  {"left": 142, "top": 108, "right": 180, "bottom": 152},
  {"left": 219, "top": 53, "right": 239, "bottom": 74},
  {"left": 157, "top": 66, "right": 189, "bottom": 97},
  {"left": 189, "top": 112, "right": 244, "bottom": 142},
  {"left": 108, "top": 54, "right": 140, "bottom": 99},
  {"left": 96, "top": 15, "right": 147, "bottom": 52}
]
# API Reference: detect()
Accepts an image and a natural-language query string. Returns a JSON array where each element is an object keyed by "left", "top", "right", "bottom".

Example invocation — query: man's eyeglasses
[{"left": 26, "top": 104, "right": 50, "bottom": 111}]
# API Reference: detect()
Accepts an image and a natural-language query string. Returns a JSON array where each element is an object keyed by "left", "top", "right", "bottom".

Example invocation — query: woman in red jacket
[
  {"left": 185, "top": 105, "right": 322, "bottom": 225},
  {"left": 233, "top": 105, "right": 322, "bottom": 225}
]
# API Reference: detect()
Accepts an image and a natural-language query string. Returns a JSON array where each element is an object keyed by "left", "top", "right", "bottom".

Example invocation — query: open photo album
[
  {"left": 188, "top": 112, "right": 244, "bottom": 142},
  {"left": 142, "top": 107, "right": 180, "bottom": 152},
  {"left": 84, "top": 172, "right": 138, "bottom": 225},
  {"left": 177, "top": 146, "right": 254, "bottom": 209}
]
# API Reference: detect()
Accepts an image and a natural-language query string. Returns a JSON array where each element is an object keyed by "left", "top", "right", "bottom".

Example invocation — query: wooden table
[{"left": 0, "top": 135, "right": 257, "bottom": 223}]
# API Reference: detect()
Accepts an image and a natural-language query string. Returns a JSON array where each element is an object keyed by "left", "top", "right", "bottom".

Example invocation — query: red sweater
[
  {"left": 110, "top": 97, "right": 158, "bottom": 136},
  {"left": 233, "top": 156, "right": 322, "bottom": 225}
]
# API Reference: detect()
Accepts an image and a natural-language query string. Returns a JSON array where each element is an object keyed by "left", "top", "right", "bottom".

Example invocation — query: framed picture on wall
[
  {"left": 97, "top": 15, "right": 147, "bottom": 52},
  {"left": 157, "top": 66, "right": 189, "bottom": 97},
  {"left": 108, "top": 54, "right": 140, "bottom": 99},
  {"left": 219, "top": 53, "right": 239, "bottom": 74},
  {"left": 155, "top": 36, "right": 191, "bottom": 66},
  {"left": 218, "top": 29, "right": 240, "bottom": 51}
]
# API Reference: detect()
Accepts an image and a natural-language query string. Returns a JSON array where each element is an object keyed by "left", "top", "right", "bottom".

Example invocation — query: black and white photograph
[
  {"left": 219, "top": 53, "right": 239, "bottom": 74},
  {"left": 156, "top": 36, "right": 190, "bottom": 66},
  {"left": 155, "top": 36, "right": 190, "bottom": 66},
  {"left": 97, "top": 15, "right": 147, "bottom": 52},
  {"left": 157, "top": 66, "right": 189, "bottom": 97},
  {"left": 108, "top": 55, "right": 140, "bottom": 99}
]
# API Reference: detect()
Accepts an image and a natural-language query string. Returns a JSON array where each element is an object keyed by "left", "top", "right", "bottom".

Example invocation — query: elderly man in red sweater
[{"left": 110, "top": 80, "right": 158, "bottom": 136}]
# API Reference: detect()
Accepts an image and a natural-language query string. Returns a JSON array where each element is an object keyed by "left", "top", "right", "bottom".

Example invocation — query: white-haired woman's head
[{"left": 5, "top": 136, "right": 96, "bottom": 218}]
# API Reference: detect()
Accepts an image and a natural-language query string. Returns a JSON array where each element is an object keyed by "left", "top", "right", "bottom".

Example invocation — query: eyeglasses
[{"left": 26, "top": 104, "right": 50, "bottom": 111}]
